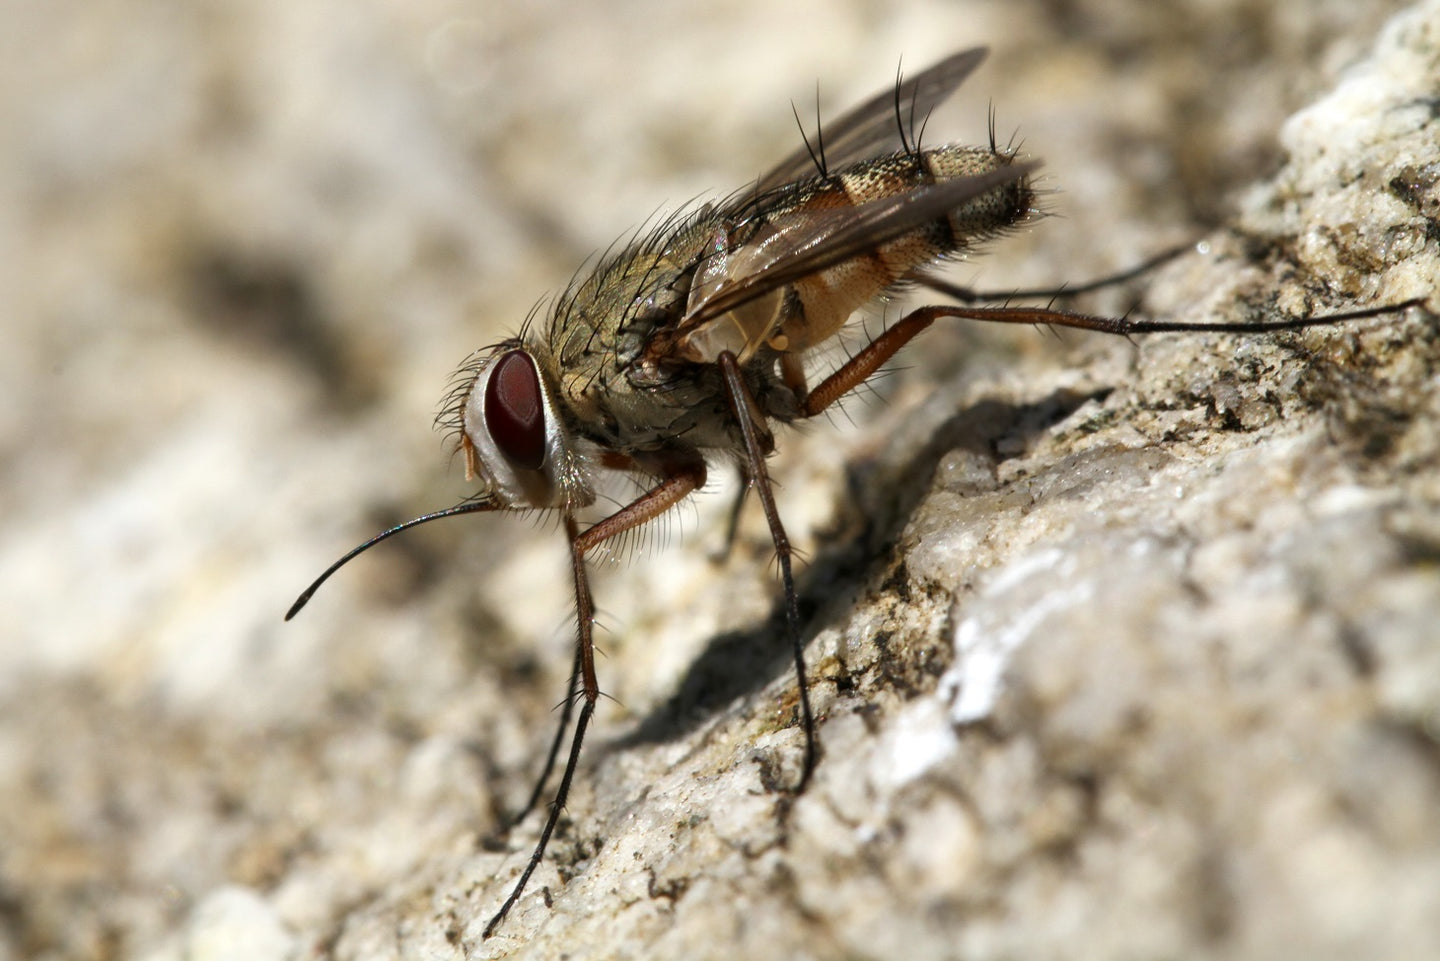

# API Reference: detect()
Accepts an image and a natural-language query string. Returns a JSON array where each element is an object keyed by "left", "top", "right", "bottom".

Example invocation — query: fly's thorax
[
  {"left": 453, "top": 340, "right": 595, "bottom": 510},
  {"left": 535, "top": 240, "right": 798, "bottom": 458},
  {"left": 533, "top": 225, "right": 755, "bottom": 452},
  {"left": 548, "top": 240, "right": 701, "bottom": 397}
]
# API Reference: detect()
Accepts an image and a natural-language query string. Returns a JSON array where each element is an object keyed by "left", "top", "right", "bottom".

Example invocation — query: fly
[{"left": 285, "top": 47, "right": 1423, "bottom": 938}]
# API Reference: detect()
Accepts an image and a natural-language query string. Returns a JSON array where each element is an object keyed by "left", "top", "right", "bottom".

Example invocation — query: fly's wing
[
  {"left": 755, "top": 47, "right": 989, "bottom": 194},
  {"left": 681, "top": 162, "right": 1037, "bottom": 338}
]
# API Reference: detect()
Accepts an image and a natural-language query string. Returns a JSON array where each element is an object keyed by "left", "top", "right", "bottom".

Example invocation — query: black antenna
[{"left": 285, "top": 500, "right": 500, "bottom": 620}]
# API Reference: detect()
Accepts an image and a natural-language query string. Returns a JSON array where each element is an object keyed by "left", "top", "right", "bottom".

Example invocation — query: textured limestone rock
[{"left": 1, "top": 1, "right": 1435, "bottom": 960}]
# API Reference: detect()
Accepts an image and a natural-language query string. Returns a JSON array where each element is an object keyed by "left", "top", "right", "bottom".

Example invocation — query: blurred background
[{"left": 0, "top": 0, "right": 1421, "bottom": 957}]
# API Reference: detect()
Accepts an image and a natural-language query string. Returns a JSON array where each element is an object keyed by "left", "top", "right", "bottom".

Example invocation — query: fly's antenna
[{"left": 285, "top": 500, "right": 500, "bottom": 620}]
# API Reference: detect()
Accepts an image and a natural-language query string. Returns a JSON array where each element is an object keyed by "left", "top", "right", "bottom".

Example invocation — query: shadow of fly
[{"left": 285, "top": 47, "right": 1422, "bottom": 938}]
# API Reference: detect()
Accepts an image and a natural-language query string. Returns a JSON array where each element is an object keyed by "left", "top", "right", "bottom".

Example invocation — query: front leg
[{"left": 484, "top": 453, "right": 706, "bottom": 938}]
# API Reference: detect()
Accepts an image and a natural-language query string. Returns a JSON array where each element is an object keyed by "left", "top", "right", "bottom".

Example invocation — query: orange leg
[{"left": 801, "top": 299, "right": 1428, "bottom": 417}]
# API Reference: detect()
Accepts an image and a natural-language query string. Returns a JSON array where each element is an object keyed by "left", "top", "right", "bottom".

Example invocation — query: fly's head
[{"left": 442, "top": 340, "right": 594, "bottom": 512}]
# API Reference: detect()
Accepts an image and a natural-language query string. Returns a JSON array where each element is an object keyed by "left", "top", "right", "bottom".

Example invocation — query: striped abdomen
[
  {"left": 675, "top": 144, "right": 1035, "bottom": 364},
  {"left": 768, "top": 145, "right": 1034, "bottom": 351}
]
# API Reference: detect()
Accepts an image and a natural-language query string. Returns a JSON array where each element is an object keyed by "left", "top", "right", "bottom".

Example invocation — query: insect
[{"left": 286, "top": 48, "right": 1422, "bottom": 937}]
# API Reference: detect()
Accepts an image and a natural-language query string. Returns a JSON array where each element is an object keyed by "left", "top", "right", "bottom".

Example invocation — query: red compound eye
[{"left": 485, "top": 350, "right": 546, "bottom": 471}]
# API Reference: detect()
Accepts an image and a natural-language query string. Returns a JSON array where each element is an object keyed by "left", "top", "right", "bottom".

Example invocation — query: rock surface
[{"left": 2, "top": 1, "right": 1436, "bottom": 960}]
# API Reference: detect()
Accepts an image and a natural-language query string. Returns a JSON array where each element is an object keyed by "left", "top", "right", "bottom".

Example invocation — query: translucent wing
[
  {"left": 755, "top": 47, "right": 989, "bottom": 194},
  {"left": 682, "top": 162, "right": 1037, "bottom": 342}
]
